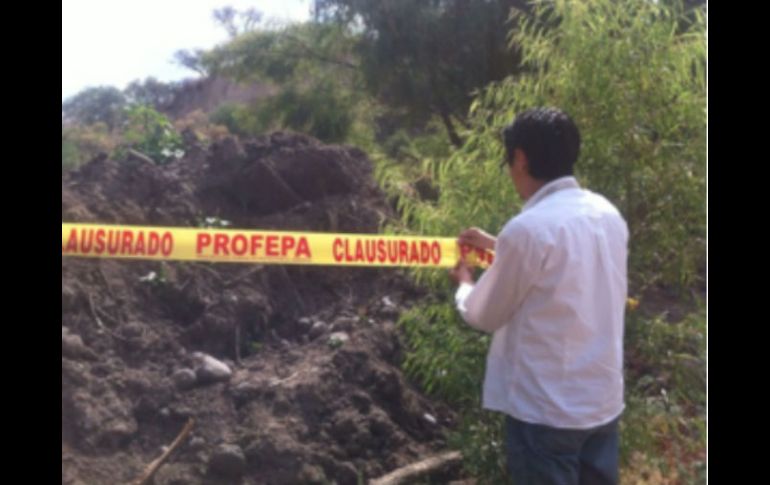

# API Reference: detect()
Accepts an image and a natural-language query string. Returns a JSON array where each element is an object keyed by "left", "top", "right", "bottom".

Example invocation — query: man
[{"left": 449, "top": 107, "right": 628, "bottom": 485}]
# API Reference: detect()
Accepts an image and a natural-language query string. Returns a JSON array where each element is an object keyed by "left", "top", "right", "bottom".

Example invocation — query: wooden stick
[
  {"left": 223, "top": 266, "right": 263, "bottom": 288},
  {"left": 130, "top": 418, "right": 195, "bottom": 485},
  {"left": 127, "top": 149, "right": 156, "bottom": 165},
  {"left": 369, "top": 450, "right": 463, "bottom": 485},
  {"left": 87, "top": 293, "right": 105, "bottom": 329}
]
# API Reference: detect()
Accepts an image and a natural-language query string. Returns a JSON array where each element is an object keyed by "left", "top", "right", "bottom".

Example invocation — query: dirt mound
[{"left": 62, "top": 132, "right": 457, "bottom": 484}]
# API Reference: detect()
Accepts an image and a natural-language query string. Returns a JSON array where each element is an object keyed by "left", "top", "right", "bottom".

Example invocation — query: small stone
[
  {"left": 194, "top": 353, "right": 232, "bottom": 384},
  {"left": 331, "top": 316, "right": 358, "bottom": 332},
  {"left": 172, "top": 368, "right": 197, "bottom": 390},
  {"left": 62, "top": 332, "right": 96, "bottom": 361},
  {"left": 122, "top": 322, "right": 144, "bottom": 339},
  {"left": 208, "top": 443, "right": 246, "bottom": 477},
  {"left": 328, "top": 332, "right": 350, "bottom": 348},
  {"left": 297, "top": 317, "right": 313, "bottom": 332},
  {"left": 189, "top": 436, "right": 206, "bottom": 451},
  {"left": 297, "top": 463, "right": 326, "bottom": 483},
  {"left": 309, "top": 321, "right": 329, "bottom": 340}
]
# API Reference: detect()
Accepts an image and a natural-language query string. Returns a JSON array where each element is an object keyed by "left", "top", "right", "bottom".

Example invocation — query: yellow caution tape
[{"left": 62, "top": 223, "right": 494, "bottom": 268}]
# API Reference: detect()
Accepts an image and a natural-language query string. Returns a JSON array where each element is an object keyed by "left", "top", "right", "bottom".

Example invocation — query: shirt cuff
[{"left": 455, "top": 282, "right": 475, "bottom": 309}]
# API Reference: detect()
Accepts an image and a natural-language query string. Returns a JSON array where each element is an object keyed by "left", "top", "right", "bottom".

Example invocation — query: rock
[
  {"left": 189, "top": 436, "right": 206, "bottom": 451},
  {"left": 62, "top": 331, "right": 97, "bottom": 361},
  {"left": 122, "top": 322, "right": 145, "bottom": 339},
  {"left": 62, "top": 287, "right": 80, "bottom": 312},
  {"left": 309, "top": 321, "right": 329, "bottom": 340},
  {"left": 380, "top": 295, "right": 400, "bottom": 317},
  {"left": 328, "top": 332, "right": 350, "bottom": 348},
  {"left": 297, "top": 317, "right": 313, "bottom": 332},
  {"left": 208, "top": 443, "right": 246, "bottom": 477},
  {"left": 193, "top": 353, "right": 232, "bottom": 384},
  {"left": 297, "top": 463, "right": 327, "bottom": 483},
  {"left": 68, "top": 389, "right": 137, "bottom": 450},
  {"left": 171, "top": 368, "right": 197, "bottom": 390},
  {"left": 331, "top": 316, "right": 358, "bottom": 332},
  {"left": 333, "top": 461, "right": 360, "bottom": 484}
]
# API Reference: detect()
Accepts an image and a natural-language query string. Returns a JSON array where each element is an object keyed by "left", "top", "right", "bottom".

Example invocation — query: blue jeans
[{"left": 505, "top": 414, "right": 620, "bottom": 485}]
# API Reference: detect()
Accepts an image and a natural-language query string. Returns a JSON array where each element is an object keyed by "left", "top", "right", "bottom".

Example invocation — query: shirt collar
[{"left": 522, "top": 176, "right": 580, "bottom": 212}]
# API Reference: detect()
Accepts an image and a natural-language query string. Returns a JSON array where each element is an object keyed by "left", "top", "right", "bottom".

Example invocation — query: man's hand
[
  {"left": 448, "top": 260, "right": 474, "bottom": 285},
  {"left": 458, "top": 227, "right": 496, "bottom": 251}
]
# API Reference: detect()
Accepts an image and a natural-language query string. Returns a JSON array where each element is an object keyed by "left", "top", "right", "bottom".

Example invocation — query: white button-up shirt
[{"left": 455, "top": 176, "right": 628, "bottom": 429}]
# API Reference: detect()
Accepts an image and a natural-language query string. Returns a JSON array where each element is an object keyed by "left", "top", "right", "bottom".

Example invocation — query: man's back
[
  {"left": 458, "top": 177, "right": 628, "bottom": 429},
  {"left": 497, "top": 181, "right": 628, "bottom": 428}
]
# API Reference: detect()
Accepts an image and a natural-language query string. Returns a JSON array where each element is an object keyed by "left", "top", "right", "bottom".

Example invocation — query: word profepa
[{"left": 196, "top": 232, "right": 311, "bottom": 259}]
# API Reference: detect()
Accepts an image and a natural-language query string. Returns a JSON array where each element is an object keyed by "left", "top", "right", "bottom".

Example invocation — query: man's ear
[{"left": 513, "top": 148, "right": 529, "bottom": 175}]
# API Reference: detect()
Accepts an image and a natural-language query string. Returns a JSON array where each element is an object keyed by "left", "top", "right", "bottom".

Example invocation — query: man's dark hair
[{"left": 502, "top": 107, "right": 581, "bottom": 181}]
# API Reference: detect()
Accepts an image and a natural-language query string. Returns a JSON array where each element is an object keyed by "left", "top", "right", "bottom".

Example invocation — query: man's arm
[
  {"left": 458, "top": 227, "right": 496, "bottom": 251},
  {"left": 453, "top": 227, "right": 541, "bottom": 333}
]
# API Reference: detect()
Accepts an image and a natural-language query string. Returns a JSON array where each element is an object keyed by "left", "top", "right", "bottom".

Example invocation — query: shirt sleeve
[{"left": 454, "top": 226, "right": 542, "bottom": 333}]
